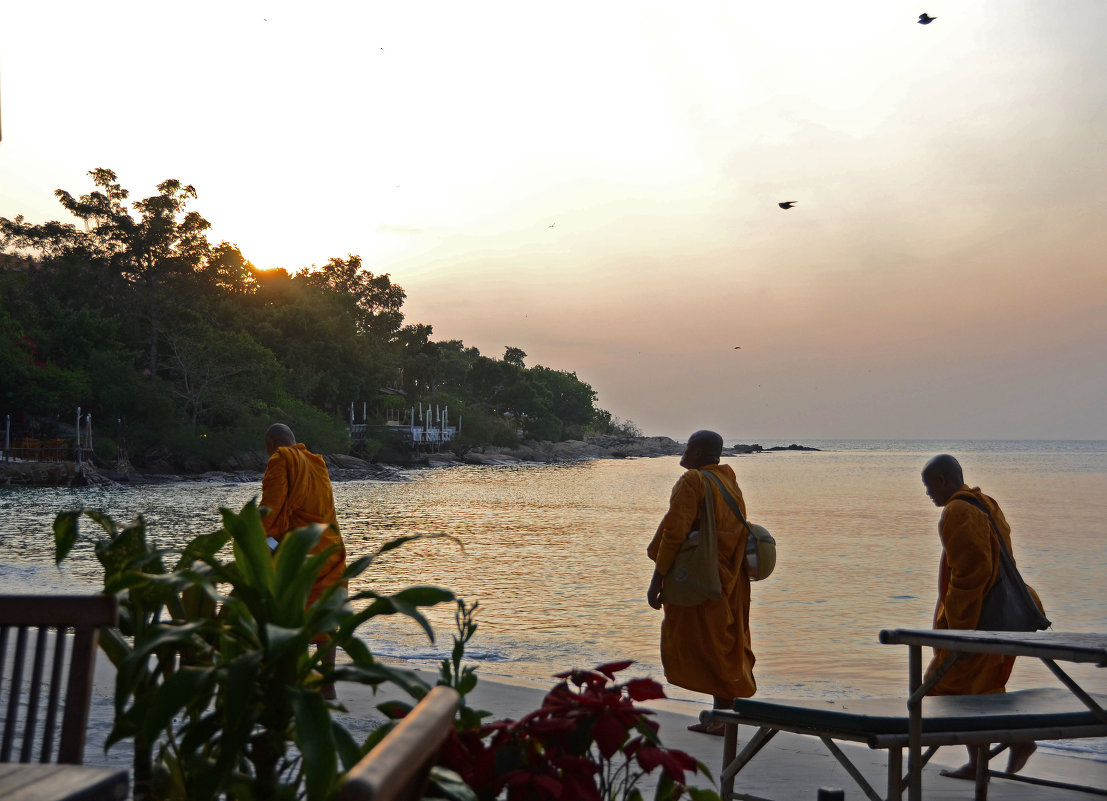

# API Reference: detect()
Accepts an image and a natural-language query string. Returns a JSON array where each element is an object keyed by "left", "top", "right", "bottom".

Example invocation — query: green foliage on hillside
[{"left": 0, "top": 169, "right": 636, "bottom": 469}]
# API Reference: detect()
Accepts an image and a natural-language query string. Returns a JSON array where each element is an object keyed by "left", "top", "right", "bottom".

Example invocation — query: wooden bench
[
  {"left": 701, "top": 687, "right": 1107, "bottom": 801},
  {"left": 336, "top": 685, "right": 460, "bottom": 801}
]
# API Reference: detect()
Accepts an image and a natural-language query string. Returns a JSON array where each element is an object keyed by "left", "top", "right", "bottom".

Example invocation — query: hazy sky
[{"left": 2, "top": 1, "right": 1105, "bottom": 440}]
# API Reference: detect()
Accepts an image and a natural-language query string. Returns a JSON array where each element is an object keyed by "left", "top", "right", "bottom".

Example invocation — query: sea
[{"left": 2, "top": 439, "right": 1105, "bottom": 763}]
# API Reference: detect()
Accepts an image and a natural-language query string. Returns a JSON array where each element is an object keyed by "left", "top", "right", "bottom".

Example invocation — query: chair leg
[
  {"left": 721, "top": 724, "right": 737, "bottom": 799},
  {"left": 973, "top": 744, "right": 989, "bottom": 801},
  {"left": 888, "top": 747, "right": 902, "bottom": 801}
]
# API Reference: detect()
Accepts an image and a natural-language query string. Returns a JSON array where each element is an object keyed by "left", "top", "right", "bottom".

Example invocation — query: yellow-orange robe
[
  {"left": 260, "top": 443, "right": 347, "bottom": 609},
  {"left": 926, "top": 485, "right": 1042, "bottom": 696},
  {"left": 647, "top": 464, "right": 756, "bottom": 700}
]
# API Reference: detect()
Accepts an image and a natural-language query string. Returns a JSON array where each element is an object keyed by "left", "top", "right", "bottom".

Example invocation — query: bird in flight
[
  {"left": 733, "top": 346, "right": 742, "bottom": 350},
  {"left": 548, "top": 222, "right": 556, "bottom": 228},
  {"left": 918, "top": 13, "right": 936, "bottom": 24},
  {"left": 778, "top": 201, "right": 797, "bottom": 210}
]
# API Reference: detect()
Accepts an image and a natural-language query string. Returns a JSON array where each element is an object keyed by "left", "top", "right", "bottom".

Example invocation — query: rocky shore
[{"left": 0, "top": 437, "right": 820, "bottom": 487}]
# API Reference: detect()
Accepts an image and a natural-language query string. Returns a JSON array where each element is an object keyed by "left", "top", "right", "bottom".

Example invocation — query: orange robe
[
  {"left": 260, "top": 443, "right": 347, "bottom": 608},
  {"left": 647, "top": 464, "right": 756, "bottom": 700},
  {"left": 926, "top": 485, "right": 1042, "bottom": 696}
]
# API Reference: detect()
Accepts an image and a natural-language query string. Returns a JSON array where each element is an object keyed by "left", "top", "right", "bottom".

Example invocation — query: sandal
[{"left": 687, "top": 721, "right": 727, "bottom": 736}]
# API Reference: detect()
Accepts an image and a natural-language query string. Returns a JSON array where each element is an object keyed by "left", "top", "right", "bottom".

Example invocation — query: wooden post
[{"left": 908, "top": 644, "right": 922, "bottom": 801}]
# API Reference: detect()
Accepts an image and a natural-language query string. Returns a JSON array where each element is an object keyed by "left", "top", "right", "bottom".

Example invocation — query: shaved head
[
  {"left": 922, "top": 453, "right": 964, "bottom": 507},
  {"left": 681, "top": 429, "right": 724, "bottom": 469},
  {"left": 923, "top": 454, "right": 963, "bottom": 485},
  {"left": 265, "top": 423, "right": 297, "bottom": 455}
]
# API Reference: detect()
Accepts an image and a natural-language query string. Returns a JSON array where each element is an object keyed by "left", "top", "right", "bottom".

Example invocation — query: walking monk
[
  {"left": 260, "top": 423, "right": 347, "bottom": 697},
  {"left": 921, "top": 453, "right": 1041, "bottom": 778},
  {"left": 647, "top": 430, "right": 756, "bottom": 733}
]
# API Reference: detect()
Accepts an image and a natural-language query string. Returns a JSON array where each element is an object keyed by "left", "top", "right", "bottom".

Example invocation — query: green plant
[
  {"left": 54, "top": 501, "right": 456, "bottom": 801},
  {"left": 437, "top": 661, "right": 721, "bottom": 801}
]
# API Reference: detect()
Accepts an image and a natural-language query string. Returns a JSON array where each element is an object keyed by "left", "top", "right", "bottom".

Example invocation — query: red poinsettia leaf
[
  {"left": 561, "top": 770, "right": 604, "bottom": 801},
  {"left": 625, "top": 677, "right": 667, "bottom": 701},
  {"left": 668, "top": 748, "right": 699, "bottom": 770},
  {"left": 592, "top": 713, "right": 629, "bottom": 759},
  {"left": 532, "top": 773, "right": 564, "bottom": 799},
  {"left": 656, "top": 749, "right": 691, "bottom": 783},
  {"left": 551, "top": 754, "right": 599, "bottom": 778},
  {"left": 636, "top": 744, "right": 665, "bottom": 773},
  {"left": 595, "top": 659, "right": 634, "bottom": 678}
]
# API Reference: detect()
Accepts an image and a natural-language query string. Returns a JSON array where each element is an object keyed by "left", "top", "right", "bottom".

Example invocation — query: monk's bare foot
[
  {"left": 1006, "top": 742, "right": 1036, "bottom": 774},
  {"left": 687, "top": 721, "right": 726, "bottom": 736},
  {"left": 939, "top": 763, "right": 977, "bottom": 780}
]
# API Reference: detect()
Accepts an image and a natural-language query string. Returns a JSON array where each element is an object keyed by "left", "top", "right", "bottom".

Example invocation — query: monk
[
  {"left": 647, "top": 430, "right": 756, "bottom": 734},
  {"left": 922, "top": 454, "right": 1041, "bottom": 778},
  {"left": 260, "top": 423, "right": 347, "bottom": 698}
]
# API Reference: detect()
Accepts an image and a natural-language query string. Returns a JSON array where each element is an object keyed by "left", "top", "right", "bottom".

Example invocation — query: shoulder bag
[
  {"left": 955, "top": 495, "right": 1050, "bottom": 632},
  {"left": 661, "top": 472, "right": 723, "bottom": 606},
  {"left": 701, "top": 470, "right": 777, "bottom": 581}
]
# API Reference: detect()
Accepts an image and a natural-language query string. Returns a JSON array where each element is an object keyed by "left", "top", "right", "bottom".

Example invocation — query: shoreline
[{"left": 0, "top": 437, "right": 822, "bottom": 487}]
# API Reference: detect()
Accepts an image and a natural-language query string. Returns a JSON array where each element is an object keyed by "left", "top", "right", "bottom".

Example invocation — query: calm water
[{"left": 2, "top": 440, "right": 1106, "bottom": 760}]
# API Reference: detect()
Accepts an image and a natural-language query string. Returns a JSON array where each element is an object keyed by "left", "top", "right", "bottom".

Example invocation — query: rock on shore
[{"left": 0, "top": 438, "right": 821, "bottom": 486}]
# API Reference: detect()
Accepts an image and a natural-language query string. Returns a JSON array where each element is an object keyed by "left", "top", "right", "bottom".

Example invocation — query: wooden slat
[
  {"left": 337, "top": 686, "right": 460, "bottom": 801},
  {"left": 0, "top": 597, "right": 117, "bottom": 629},
  {"left": 879, "top": 629, "right": 1107, "bottom": 665},
  {"left": 0, "top": 763, "right": 128, "bottom": 801}
]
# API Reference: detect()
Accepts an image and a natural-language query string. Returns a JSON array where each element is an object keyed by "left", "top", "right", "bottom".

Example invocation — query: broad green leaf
[
  {"left": 684, "top": 787, "right": 723, "bottom": 801},
  {"left": 272, "top": 523, "right": 324, "bottom": 591},
  {"left": 53, "top": 510, "right": 80, "bottom": 564},
  {"left": 333, "top": 662, "right": 429, "bottom": 697},
  {"left": 94, "top": 520, "right": 150, "bottom": 579},
  {"left": 342, "top": 637, "right": 373, "bottom": 663},
  {"left": 426, "top": 766, "right": 479, "bottom": 801},
  {"left": 223, "top": 502, "right": 275, "bottom": 596},
  {"left": 223, "top": 651, "right": 263, "bottom": 727},
  {"left": 140, "top": 666, "right": 216, "bottom": 743},
  {"left": 652, "top": 773, "right": 677, "bottom": 801},
  {"left": 98, "top": 627, "right": 131, "bottom": 668},
  {"left": 290, "top": 687, "right": 337, "bottom": 801},
  {"left": 85, "top": 509, "right": 119, "bottom": 538},
  {"left": 263, "top": 623, "right": 307, "bottom": 660},
  {"left": 175, "top": 527, "right": 232, "bottom": 571},
  {"left": 389, "top": 585, "right": 456, "bottom": 606},
  {"left": 331, "top": 721, "right": 362, "bottom": 772}
]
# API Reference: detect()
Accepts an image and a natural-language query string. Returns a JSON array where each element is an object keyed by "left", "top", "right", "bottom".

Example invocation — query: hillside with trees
[{"left": 0, "top": 169, "right": 639, "bottom": 470}]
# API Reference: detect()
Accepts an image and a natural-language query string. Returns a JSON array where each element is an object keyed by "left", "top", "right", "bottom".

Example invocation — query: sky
[{"left": 2, "top": 1, "right": 1105, "bottom": 441}]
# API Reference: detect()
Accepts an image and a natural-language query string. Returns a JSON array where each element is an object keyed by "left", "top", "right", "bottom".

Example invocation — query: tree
[
  {"left": 503, "top": 346, "right": 527, "bottom": 369},
  {"left": 50, "top": 169, "right": 213, "bottom": 377},
  {"left": 163, "top": 323, "right": 281, "bottom": 427},
  {"left": 306, "top": 255, "right": 406, "bottom": 340}
]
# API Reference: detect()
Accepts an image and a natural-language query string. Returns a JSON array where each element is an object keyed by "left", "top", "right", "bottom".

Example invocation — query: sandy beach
[{"left": 80, "top": 649, "right": 1106, "bottom": 800}]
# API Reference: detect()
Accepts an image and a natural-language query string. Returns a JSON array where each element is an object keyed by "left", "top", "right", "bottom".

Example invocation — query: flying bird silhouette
[
  {"left": 733, "top": 346, "right": 742, "bottom": 350},
  {"left": 548, "top": 222, "right": 556, "bottom": 228},
  {"left": 778, "top": 201, "right": 797, "bottom": 210},
  {"left": 918, "top": 13, "right": 936, "bottom": 24}
]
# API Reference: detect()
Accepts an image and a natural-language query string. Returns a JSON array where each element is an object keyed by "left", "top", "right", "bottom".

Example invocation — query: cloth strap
[{"left": 700, "top": 470, "right": 750, "bottom": 533}]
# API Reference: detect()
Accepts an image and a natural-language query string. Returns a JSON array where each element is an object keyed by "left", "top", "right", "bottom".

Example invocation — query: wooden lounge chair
[
  {"left": 702, "top": 688, "right": 1107, "bottom": 801},
  {"left": 337, "top": 685, "right": 461, "bottom": 801},
  {"left": 0, "top": 594, "right": 119, "bottom": 765}
]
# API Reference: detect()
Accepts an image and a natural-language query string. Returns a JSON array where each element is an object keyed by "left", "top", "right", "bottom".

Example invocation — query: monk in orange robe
[
  {"left": 260, "top": 423, "right": 347, "bottom": 696},
  {"left": 922, "top": 453, "right": 1041, "bottom": 778},
  {"left": 648, "top": 430, "right": 756, "bottom": 734}
]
